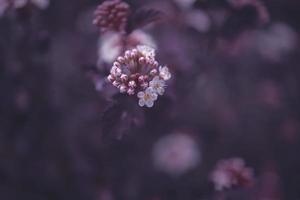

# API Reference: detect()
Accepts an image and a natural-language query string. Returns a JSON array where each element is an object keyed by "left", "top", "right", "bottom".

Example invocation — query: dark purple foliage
[{"left": 0, "top": 0, "right": 300, "bottom": 200}]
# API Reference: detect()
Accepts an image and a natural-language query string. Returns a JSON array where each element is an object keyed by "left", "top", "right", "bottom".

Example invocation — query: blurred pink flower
[
  {"left": 93, "top": 0, "right": 130, "bottom": 33},
  {"left": 210, "top": 158, "right": 254, "bottom": 191},
  {"left": 0, "top": 0, "right": 49, "bottom": 14},
  {"left": 185, "top": 9, "right": 211, "bottom": 33},
  {"left": 152, "top": 133, "right": 201, "bottom": 176},
  {"left": 255, "top": 23, "right": 297, "bottom": 61}
]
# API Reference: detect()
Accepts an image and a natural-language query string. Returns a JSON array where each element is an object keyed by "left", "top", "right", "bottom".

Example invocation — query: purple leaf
[{"left": 126, "top": 8, "right": 164, "bottom": 34}]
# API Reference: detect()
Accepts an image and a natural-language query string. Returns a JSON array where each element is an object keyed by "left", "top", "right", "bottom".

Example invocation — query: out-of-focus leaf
[
  {"left": 126, "top": 8, "right": 164, "bottom": 34},
  {"left": 100, "top": 94, "right": 145, "bottom": 140},
  {"left": 81, "top": 64, "right": 100, "bottom": 74},
  {"left": 221, "top": 6, "right": 258, "bottom": 39}
]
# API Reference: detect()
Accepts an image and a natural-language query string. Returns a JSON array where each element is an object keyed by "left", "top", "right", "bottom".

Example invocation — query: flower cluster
[
  {"left": 107, "top": 45, "right": 171, "bottom": 108},
  {"left": 93, "top": 0, "right": 130, "bottom": 33},
  {"left": 0, "top": 0, "right": 49, "bottom": 16},
  {"left": 210, "top": 158, "right": 254, "bottom": 191}
]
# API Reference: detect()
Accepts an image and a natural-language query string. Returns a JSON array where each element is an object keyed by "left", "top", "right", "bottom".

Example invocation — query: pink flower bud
[
  {"left": 120, "top": 74, "right": 128, "bottom": 82},
  {"left": 127, "top": 88, "right": 135, "bottom": 95},
  {"left": 138, "top": 76, "right": 144, "bottom": 83},
  {"left": 113, "top": 62, "right": 121, "bottom": 68},
  {"left": 150, "top": 69, "right": 158, "bottom": 76},
  {"left": 107, "top": 75, "right": 115, "bottom": 82},
  {"left": 119, "top": 85, "right": 127, "bottom": 93},
  {"left": 117, "top": 56, "right": 125, "bottom": 63},
  {"left": 113, "top": 80, "right": 120, "bottom": 87},
  {"left": 138, "top": 57, "right": 146, "bottom": 64},
  {"left": 128, "top": 80, "right": 137, "bottom": 88}
]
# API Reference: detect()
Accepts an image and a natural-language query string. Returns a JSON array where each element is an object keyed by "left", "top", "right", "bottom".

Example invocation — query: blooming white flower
[
  {"left": 137, "top": 45, "right": 156, "bottom": 59},
  {"left": 159, "top": 66, "right": 171, "bottom": 81},
  {"left": 137, "top": 87, "right": 158, "bottom": 108},
  {"left": 149, "top": 76, "right": 166, "bottom": 95}
]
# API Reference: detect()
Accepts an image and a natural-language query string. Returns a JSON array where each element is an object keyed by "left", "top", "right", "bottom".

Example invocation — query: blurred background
[{"left": 0, "top": 0, "right": 300, "bottom": 199}]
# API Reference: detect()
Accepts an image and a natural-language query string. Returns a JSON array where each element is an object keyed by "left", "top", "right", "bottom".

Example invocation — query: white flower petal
[
  {"left": 159, "top": 66, "right": 171, "bottom": 81},
  {"left": 149, "top": 81, "right": 154, "bottom": 88},
  {"left": 151, "top": 93, "right": 158, "bottom": 101},
  {"left": 149, "top": 76, "right": 166, "bottom": 96},
  {"left": 137, "top": 45, "right": 156, "bottom": 59},
  {"left": 138, "top": 99, "right": 145, "bottom": 107},
  {"left": 158, "top": 80, "right": 166, "bottom": 86},
  {"left": 145, "top": 100, "right": 154, "bottom": 108},
  {"left": 137, "top": 91, "right": 144, "bottom": 98},
  {"left": 146, "top": 87, "right": 155, "bottom": 94},
  {"left": 157, "top": 87, "right": 165, "bottom": 95},
  {"left": 153, "top": 76, "right": 160, "bottom": 81}
]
